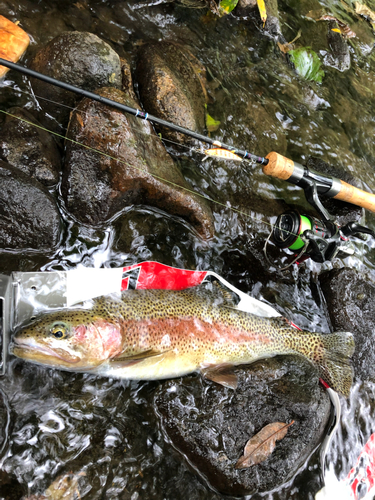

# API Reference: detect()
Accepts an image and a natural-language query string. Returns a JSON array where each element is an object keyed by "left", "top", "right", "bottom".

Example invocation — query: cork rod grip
[
  {"left": 334, "top": 180, "right": 375, "bottom": 213},
  {"left": 263, "top": 152, "right": 295, "bottom": 180}
]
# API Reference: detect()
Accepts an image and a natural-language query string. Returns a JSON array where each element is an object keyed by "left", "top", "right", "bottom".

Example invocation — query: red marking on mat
[
  {"left": 121, "top": 276, "right": 129, "bottom": 291},
  {"left": 121, "top": 261, "right": 207, "bottom": 291},
  {"left": 346, "top": 433, "right": 375, "bottom": 499}
]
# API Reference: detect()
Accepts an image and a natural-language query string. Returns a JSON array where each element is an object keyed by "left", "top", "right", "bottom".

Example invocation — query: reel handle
[{"left": 264, "top": 152, "right": 375, "bottom": 213}]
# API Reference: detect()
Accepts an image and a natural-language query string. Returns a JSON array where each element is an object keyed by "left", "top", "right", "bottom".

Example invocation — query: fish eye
[{"left": 50, "top": 323, "right": 69, "bottom": 339}]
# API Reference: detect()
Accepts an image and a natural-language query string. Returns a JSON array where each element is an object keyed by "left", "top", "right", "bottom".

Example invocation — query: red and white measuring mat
[
  {"left": 316, "top": 433, "right": 375, "bottom": 500},
  {"left": 346, "top": 433, "right": 375, "bottom": 499},
  {"left": 62, "top": 261, "right": 280, "bottom": 318}
]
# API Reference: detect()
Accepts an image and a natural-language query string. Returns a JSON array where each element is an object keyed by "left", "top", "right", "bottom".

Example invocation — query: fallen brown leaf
[
  {"left": 355, "top": 2, "right": 375, "bottom": 28},
  {"left": 236, "top": 421, "right": 294, "bottom": 468},
  {"left": 317, "top": 15, "right": 356, "bottom": 38}
]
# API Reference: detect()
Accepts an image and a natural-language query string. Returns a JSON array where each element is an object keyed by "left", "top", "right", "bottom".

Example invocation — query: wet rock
[
  {"left": 0, "top": 161, "right": 61, "bottom": 251},
  {"left": 0, "top": 389, "right": 9, "bottom": 455},
  {"left": 120, "top": 57, "right": 136, "bottom": 99},
  {"left": 324, "top": 29, "right": 351, "bottom": 72},
  {"left": 63, "top": 87, "right": 214, "bottom": 239},
  {"left": 263, "top": 0, "right": 284, "bottom": 39},
  {"left": 155, "top": 356, "right": 330, "bottom": 496},
  {"left": 319, "top": 268, "right": 375, "bottom": 382},
  {"left": 29, "top": 31, "right": 122, "bottom": 131},
  {"left": 136, "top": 42, "right": 207, "bottom": 145},
  {"left": 221, "top": 99, "right": 287, "bottom": 160},
  {"left": 306, "top": 157, "right": 363, "bottom": 226},
  {"left": 236, "top": 0, "right": 257, "bottom": 12},
  {"left": 341, "top": 112, "right": 375, "bottom": 172},
  {"left": 235, "top": 0, "right": 283, "bottom": 40},
  {"left": 0, "top": 107, "right": 60, "bottom": 186},
  {"left": 175, "top": 0, "right": 209, "bottom": 7},
  {"left": 113, "top": 209, "right": 204, "bottom": 268},
  {"left": 0, "top": 470, "right": 25, "bottom": 500},
  {"left": 220, "top": 236, "right": 278, "bottom": 292}
]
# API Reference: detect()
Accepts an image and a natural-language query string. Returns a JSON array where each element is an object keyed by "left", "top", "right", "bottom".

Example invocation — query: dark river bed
[{"left": 0, "top": 0, "right": 375, "bottom": 498}]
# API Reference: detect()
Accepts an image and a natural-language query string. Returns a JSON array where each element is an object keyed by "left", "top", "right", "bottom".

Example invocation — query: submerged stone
[
  {"left": 136, "top": 42, "right": 207, "bottom": 145},
  {"left": 0, "top": 161, "right": 61, "bottom": 251},
  {"left": 319, "top": 267, "right": 375, "bottom": 383},
  {"left": 63, "top": 87, "right": 214, "bottom": 239},
  {"left": 155, "top": 356, "right": 330, "bottom": 496},
  {"left": 29, "top": 31, "right": 122, "bottom": 131},
  {"left": 0, "top": 107, "right": 60, "bottom": 186},
  {"left": 234, "top": 0, "right": 283, "bottom": 39},
  {"left": 324, "top": 29, "right": 351, "bottom": 72}
]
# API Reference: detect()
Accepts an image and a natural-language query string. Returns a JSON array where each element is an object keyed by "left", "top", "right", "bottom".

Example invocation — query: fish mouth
[{"left": 10, "top": 339, "right": 80, "bottom": 364}]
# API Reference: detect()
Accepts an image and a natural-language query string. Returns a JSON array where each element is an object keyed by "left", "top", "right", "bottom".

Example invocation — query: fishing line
[
  {"left": 6, "top": 84, "right": 239, "bottom": 160},
  {"left": 0, "top": 108, "right": 285, "bottom": 235},
  {"left": 0, "top": 57, "right": 269, "bottom": 164}
]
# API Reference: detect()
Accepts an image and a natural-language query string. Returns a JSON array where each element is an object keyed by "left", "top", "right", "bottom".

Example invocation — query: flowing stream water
[{"left": 0, "top": 0, "right": 375, "bottom": 498}]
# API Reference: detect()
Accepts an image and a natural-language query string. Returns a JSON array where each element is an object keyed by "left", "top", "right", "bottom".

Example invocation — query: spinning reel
[{"left": 263, "top": 153, "right": 375, "bottom": 268}]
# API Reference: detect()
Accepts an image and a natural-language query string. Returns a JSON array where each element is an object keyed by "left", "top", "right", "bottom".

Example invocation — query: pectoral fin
[
  {"left": 201, "top": 363, "right": 238, "bottom": 389},
  {"left": 110, "top": 349, "right": 171, "bottom": 367}
]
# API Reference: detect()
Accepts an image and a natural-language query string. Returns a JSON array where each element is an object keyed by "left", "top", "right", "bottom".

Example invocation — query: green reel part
[
  {"left": 289, "top": 215, "right": 312, "bottom": 250},
  {"left": 273, "top": 212, "right": 312, "bottom": 250}
]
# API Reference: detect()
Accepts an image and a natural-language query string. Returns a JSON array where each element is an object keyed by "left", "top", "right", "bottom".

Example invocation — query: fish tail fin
[{"left": 317, "top": 332, "right": 355, "bottom": 397}]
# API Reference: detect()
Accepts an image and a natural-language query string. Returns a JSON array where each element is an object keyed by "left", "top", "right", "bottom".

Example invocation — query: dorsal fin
[{"left": 199, "top": 278, "right": 240, "bottom": 307}]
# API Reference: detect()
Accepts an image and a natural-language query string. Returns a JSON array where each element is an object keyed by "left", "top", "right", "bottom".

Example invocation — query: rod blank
[{"left": 0, "top": 57, "right": 268, "bottom": 165}]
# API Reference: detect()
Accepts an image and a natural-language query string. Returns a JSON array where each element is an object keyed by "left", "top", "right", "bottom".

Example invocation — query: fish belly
[{"left": 96, "top": 351, "right": 201, "bottom": 380}]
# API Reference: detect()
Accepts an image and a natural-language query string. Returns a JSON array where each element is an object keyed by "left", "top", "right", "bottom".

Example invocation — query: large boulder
[
  {"left": 319, "top": 267, "right": 375, "bottom": 382},
  {"left": 136, "top": 42, "right": 207, "bottom": 145},
  {"left": 0, "top": 107, "right": 60, "bottom": 186},
  {"left": 155, "top": 356, "right": 330, "bottom": 496},
  {"left": 0, "top": 161, "right": 61, "bottom": 251},
  {"left": 29, "top": 31, "right": 122, "bottom": 131},
  {"left": 62, "top": 87, "right": 214, "bottom": 240}
]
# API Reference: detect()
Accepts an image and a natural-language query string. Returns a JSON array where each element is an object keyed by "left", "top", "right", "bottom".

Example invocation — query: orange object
[{"left": 0, "top": 16, "right": 29, "bottom": 78}]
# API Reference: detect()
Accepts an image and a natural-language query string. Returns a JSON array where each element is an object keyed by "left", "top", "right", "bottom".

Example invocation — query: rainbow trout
[{"left": 11, "top": 285, "right": 355, "bottom": 396}]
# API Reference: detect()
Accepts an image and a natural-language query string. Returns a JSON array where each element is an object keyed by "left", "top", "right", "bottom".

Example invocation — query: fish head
[{"left": 10, "top": 309, "right": 123, "bottom": 371}]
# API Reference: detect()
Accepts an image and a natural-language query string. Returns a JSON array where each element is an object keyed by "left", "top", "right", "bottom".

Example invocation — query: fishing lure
[{"left": 204, "top": 148, "right": 242, "bottom": 161}]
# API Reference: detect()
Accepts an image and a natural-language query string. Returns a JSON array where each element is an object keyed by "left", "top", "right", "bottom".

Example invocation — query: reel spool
[
  {"left": 272, "top": 212, "right": 325, "bottom": 252},
  {"left": 265, "top": 210, "right": 375, "bottom": 269}
]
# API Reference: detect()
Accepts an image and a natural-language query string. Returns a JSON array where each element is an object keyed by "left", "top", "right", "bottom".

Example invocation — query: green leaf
[
  {"left": 289, "top": 47, "right": 325, "bottom": 83},
  {"left": 219, "top": 0, "right": 239, "bottom": 15},
  {"left": 206, "top": 112, "right": 221, "bottom": 132}
]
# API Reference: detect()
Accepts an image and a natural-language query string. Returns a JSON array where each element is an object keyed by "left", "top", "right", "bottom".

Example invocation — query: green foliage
[
  {"left": 205, "top": 104, "right": 220, "bottom": 132},
  {"left": 206, "top": 112, "right": 221, "bottom": 132},
  {"left": 219, "top": 0, "right": 239, "bottom": 15},
  {"left": 289, "top": 47, "right": 325, "bottom": 83}
]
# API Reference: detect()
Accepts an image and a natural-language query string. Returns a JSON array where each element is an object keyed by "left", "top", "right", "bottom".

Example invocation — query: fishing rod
[
  {"left": 0, "top": 57, "right": 266, "bottom": 164},
  {"left": 1, "top": 57, "right": 375, "bottom": 266}
]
